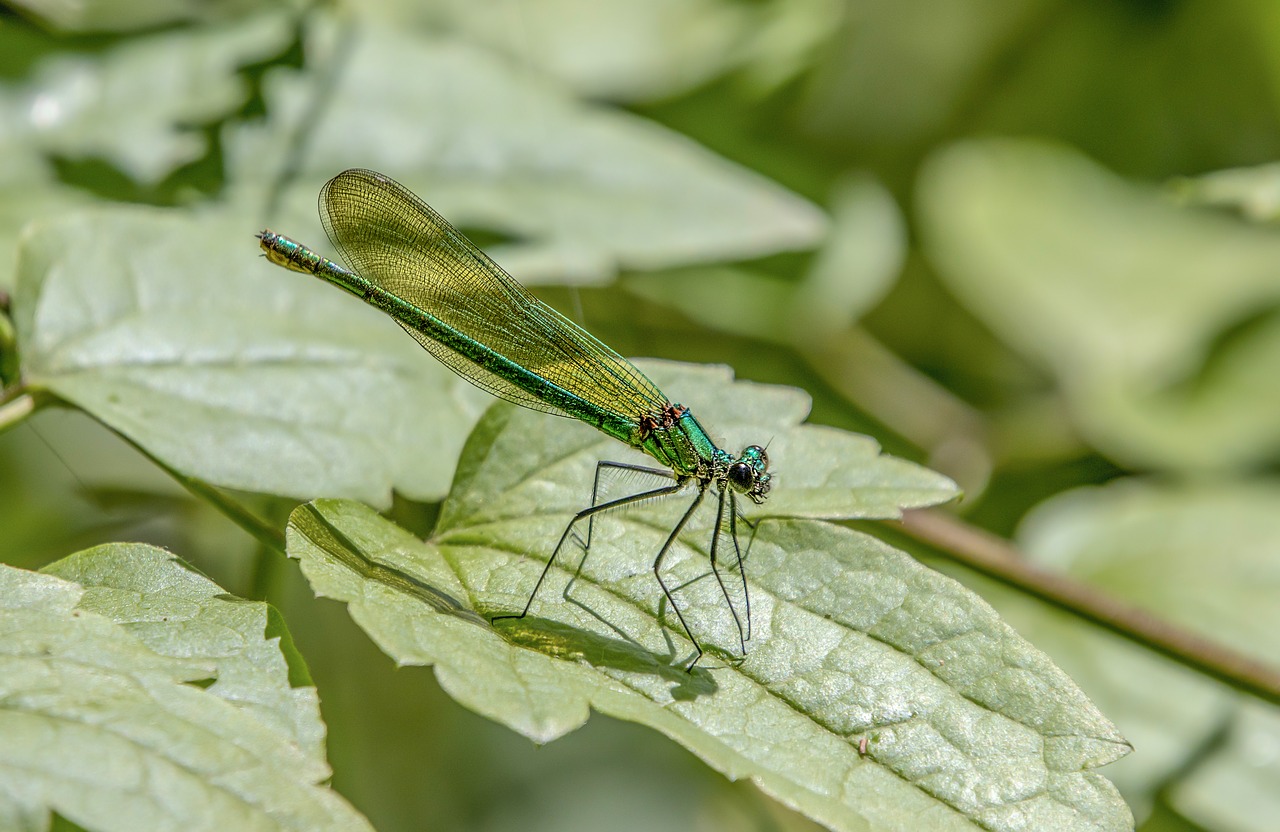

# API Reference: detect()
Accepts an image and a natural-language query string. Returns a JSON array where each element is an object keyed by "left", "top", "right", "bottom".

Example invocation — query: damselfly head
[{"left": 727, "top": 444, "right": 770, "bottom": 504}]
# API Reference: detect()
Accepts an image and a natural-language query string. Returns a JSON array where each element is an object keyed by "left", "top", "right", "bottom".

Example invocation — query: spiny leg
[
  {"left": 735, "top": 503, "right": 763, "bottom": 603},
  {"left": 491, "top": 479, "right": 686, "bottom": 623},
  {"left": 727, "top": 491, "right": 751, "bottom": 643},
  {"left": 652, "top": 485, "right": 709, "bottom": 671},
  {"left": 707, "top": 487, "right": 747, "bottom": 656},
  {"left": 585, "top": 461, "right": 676, "bottom": 553},
  {"left": 565, "top": 463, "right": 676, "bottom": 641}
]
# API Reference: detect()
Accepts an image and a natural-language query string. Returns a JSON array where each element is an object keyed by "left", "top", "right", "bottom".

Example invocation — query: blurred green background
[{"left": 2, "top": 0, "right": 1280, "bottom": 830}]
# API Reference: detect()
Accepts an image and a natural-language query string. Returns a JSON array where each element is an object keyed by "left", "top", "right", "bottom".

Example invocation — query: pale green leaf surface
[
  {"left": 0, "top": 554, "right": 373, "bottom": 832},
  {"left": 14, "top": 208, "right": 488, "bottom": 505},
  {"left": 42, "top": 543, "right": 326, "bottom": 765},
  {"left": 918, "top": 139, "right": 1280, "bottom": 471},
  {"left": 284, "top": 366, "right": 1129, "bottom": 832},
  {"left": 0, "top": 144, "right": 95, "bottom": 291},
  {"left": 227, "top": 20, "right": 827, "bottom": 285},
  {"left": 1013, "top": 479, "right": 1280, "bottom": 822},
  {"left": 1170, "top": 701, "right": 1280, "bottom": 832},
  {"left": 1018, "top": 479, "right": 1280, "bottom": 667},
  {"left": 623, "top": 265, "right": 795, "bottom": 344},
  {"left": 799, "top": 0, "right": 1048, "bottom": 144},
  {"left": 0, "top": 179, "right": 95, "bottom": 290},
  {"left": 437, "top": 362, "right": 958, "bottom": 531},
  {"left": 625, "top": 176, "right": 905, "bottom": 344},
  {"left": 359, "top": 0, "right": 841, "bottom": 102},
  {"left": 289, "top": 500, "right": 1131, "bottom": 832},
  {"left": 5, "top": 0, "right": 269, "bottom": 33},
  {"left": 940, "top": 569, "right": 1230, "bottom": 819},
  {"left": 0, "top": 13, "right": 290, "bottom": 182},
  {"left": 365, "top": 0, "right": 749, "bottom": 101},
  {"left": 1175, "top": 160, "right": 1280, "bottom": 222}
]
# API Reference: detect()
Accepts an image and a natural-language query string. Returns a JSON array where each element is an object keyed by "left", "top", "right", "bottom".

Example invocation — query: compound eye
[
  {"left": 745, "top": 444, "right": 768, "bottom": 468},
  {"left": 728, "top": 461, "right": 754, "bottom": 492}
]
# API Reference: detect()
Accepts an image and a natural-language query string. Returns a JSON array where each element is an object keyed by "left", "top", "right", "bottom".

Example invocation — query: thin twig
[
  {"left": 893, "top": 508, "right": 1280, "bottom": 707},
  {"left": 171, "top": 471, "right": 287, "bottom": 556},
  {"left": 0, "top": 392, "right": 35, "bottom": 434},
  {"left": 0, "top": 302, "right": 17, "bottom": 387},
  {"left": 80, "top": 412, "right": 288, "bottom": 555}
]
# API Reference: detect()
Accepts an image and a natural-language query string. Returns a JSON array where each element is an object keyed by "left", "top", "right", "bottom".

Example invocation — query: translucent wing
[{"left": 318, "top": 169, "right": 669, "bottom": 421}]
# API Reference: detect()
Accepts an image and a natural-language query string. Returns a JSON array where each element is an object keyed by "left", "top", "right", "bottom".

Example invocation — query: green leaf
[
  {"left": 1174, "top": 161, "right": 1280, "bottom": 223},
  {"left": 373, "top": 0, "right": 840, "bottom": 102},
  {"left": 42, "top": 543, "right": 324, "bottom": 763},
  {"left": 939, "top": 570, "right": 1229, "bottom": 819},
  {"left": 0, "top": 177, "right": 95, "bottom": 292},
  {"left": 4, "top": 0, "right": 268, "bottom": 33},
  {"left": 625, "top": 175, "right": 906, "bottom": 343},
  {"left": 918, "top": 139, "right": 1280, "bottom": 471},
  {"left": 0, "top": 548, "right": 372, "bottom": 832},
  {"left": 392, "top": 0, "right": 753, "bottom": 102},
  {"left": 228, "top": 20, "right": 827, "bottom": 285},
  {"left": 0, "top": 13, "right": 291, "bottom": 183},
  {"left": 436, "top": 362, "right": 957, "bottom": 530},
  {"left": 1019, "top": 479, "right": 1280, "bottom": 667},
  {"left": 1169, "top": 701, "right": 1280, "bottom": 832},
  {"left": 14, "top": 208, "right": 488, "bottom": 505},
  {"left": 284, "top": 364, "right": 1130, "bottom": 832},
  {"left": 1007, "top": 479, "right": 1280, "bottom": 820}
]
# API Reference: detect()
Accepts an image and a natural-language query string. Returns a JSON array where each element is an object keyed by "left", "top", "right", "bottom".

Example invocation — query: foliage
[{"left": 2, "top": 1, "right": 1279, "bottom": 831}]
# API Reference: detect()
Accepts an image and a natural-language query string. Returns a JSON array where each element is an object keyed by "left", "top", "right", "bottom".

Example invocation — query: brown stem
[{"left": 893, "top": 508, "right": 1280, "bottom": 707}]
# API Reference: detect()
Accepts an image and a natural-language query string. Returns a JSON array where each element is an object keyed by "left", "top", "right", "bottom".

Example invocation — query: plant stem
[
  {"left": 173, "top": 472, "right": 287, "bottom": 556},
  {"left": 91, "top": 418, "right": 288, "bottom": 555},
  {"left": 893, "top": 508, "right": 1280, "bottom": 707},
  {"left": 0, "top": 301, "right": 17, "bottom": 387},
  {"left": 0, "top": 392, "right": 35, "bottom": 434}
]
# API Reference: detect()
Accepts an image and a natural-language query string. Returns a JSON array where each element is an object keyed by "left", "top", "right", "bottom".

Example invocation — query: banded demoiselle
[{"left": 258, "top": 168, "right": 771, "bottom": 668}]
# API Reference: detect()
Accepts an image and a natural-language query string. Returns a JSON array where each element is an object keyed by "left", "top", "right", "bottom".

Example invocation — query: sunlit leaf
[
  {"left": 13, "top": 209, "right": 488, "bottom": 505},
  {"left": 228, "top": 20, "right": 827, "bottom": 285},
  {"left": 1019, "top": 479, "right": 1280, "bottom": 667},
  {"left": 5, "top": 0, "right": 270, "bottom": 33},
  {"left": 43, "top": 543, "right": 325, "bottom": 761},
  {"left": 0, "top": 175, "right": 94, "bottom": 292},
  {"left": 939, "top": 569, "right": 1230, "bottom": 820},
  {"left": 1002, "top": 478, "right": 1280, "bottom": 822},
  {"left": 626, "top": 175, "right": 905, "bottom": 343},
  {"left": 283, "top": 363, "right": 1129, "bottom": 832},
  {"left": 1170, "top": 701, "right": 1280, "bottom": 832},
  {"left": 0, "top": 549, "right": 371, "bottom": 832},
  {"left": 361, "top": 0, "right": 841, "bottom": 102},
  {"left": 0, "top": 13, "right": 291, "bottom": 182},
  {"left": 369, "top": 0, "right": 749, "bottom": 101},
  {"left": 919, "top": 139, "right": 1280, "bottom": 471}
]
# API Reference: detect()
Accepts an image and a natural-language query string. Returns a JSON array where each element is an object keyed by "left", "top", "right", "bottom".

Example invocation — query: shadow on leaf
[
  {"left": 489, "top": 614, "right": 719, "bottom": 697},
  {"left": 291, "top": 504, "right": 485, "bottom": 622}
]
